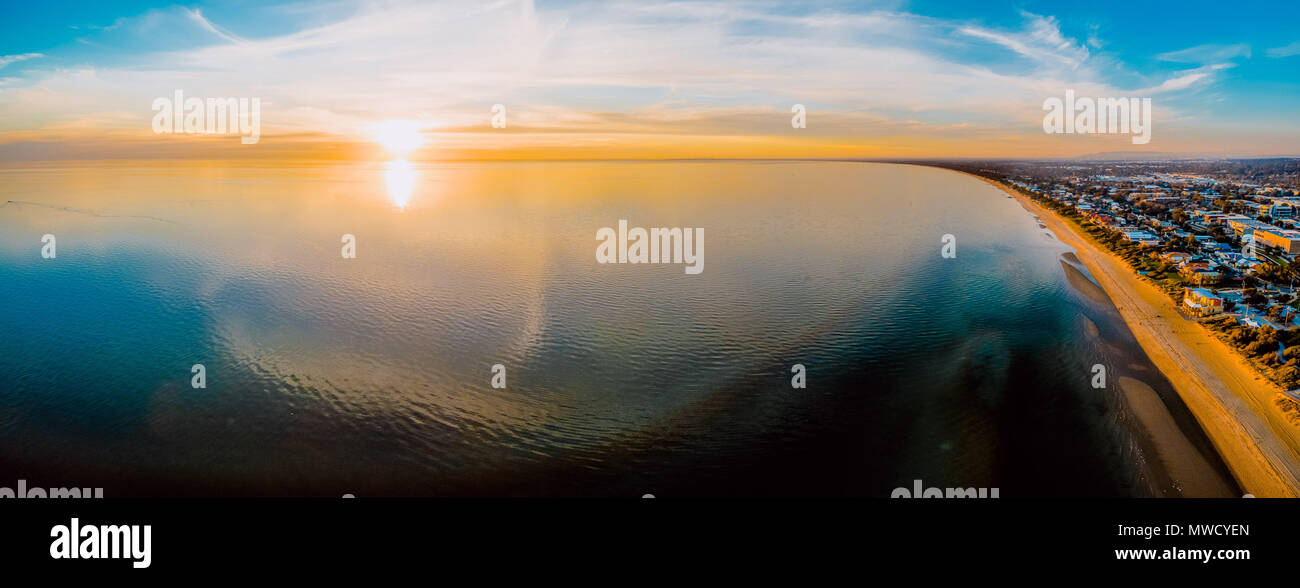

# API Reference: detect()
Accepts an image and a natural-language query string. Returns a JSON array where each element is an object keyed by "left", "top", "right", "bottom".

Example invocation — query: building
[
  {"left": 1179, "top": 261, "right": 1224, "bottom": 285},
  {"left": 1234, "top": 200, "right": 1266, "bottom": 215},
  {"left": 1240, "top": 308, "right": 1283, "bottom": 330},
  {"left": 1253, "top": 227, "right": 1300, "bottom": 254},
  {"left": 1226, "top": 217, "right": 1278, "bottom": 237},
  {"left": 1183, "top": 288, "right": 1224, "bottom": 317},
  {"left": 1269, "top": 198, "right": 1300, "bottom": 220},
  {"left": 1193, "top": 210, "right": 1230, "bottom": 225}
]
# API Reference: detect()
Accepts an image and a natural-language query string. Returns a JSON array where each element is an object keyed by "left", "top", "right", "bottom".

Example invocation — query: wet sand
[
  {"left": 1060, "top": 259, "right": 1109, "bottom": 305},
  {"left": 973, "top": 174, "right": 1300, "bottom": 497},
  {"left": 1119, "top": 377, "right": 1235, "bottom": 497},
  {"left": 1063, "top": 251, "right": 1233, "bottom": 496}
]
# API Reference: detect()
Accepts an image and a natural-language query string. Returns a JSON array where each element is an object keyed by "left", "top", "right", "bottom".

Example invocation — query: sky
[{"left": 1, "top": 0, "right": 1298, "bottom": 161}]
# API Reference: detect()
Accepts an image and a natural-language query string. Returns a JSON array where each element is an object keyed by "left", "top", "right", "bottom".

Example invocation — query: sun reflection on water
[{"left": 384, "top": 159, "right": 417, "bottom": 209}]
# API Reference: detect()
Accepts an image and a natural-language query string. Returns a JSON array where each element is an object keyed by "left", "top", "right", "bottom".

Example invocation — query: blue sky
[{"left": 2, "top": 0, "right": 1298, "bottom": 159}]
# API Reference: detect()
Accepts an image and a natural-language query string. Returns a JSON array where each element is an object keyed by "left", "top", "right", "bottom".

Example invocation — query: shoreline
[
  {"left": 969, "top": 172, "right": 1300, "bottom": 497},
  {"left": 1058, "top": 256, "right": 1236, "bottom": 496}
]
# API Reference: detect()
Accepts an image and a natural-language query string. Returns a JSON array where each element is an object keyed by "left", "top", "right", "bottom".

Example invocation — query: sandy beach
[
  {"left": 1060, "top": 258, "right": 1235, "bottom": 496},
  {"left": 975, "top": 174, "right": 1300, "bottom": 497}
]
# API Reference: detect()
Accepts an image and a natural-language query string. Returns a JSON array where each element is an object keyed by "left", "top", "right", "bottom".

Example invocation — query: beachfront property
[
  {"left": 1118, "top": 225, "right": 1162, "bottom": 245},
  {"left": 1184, "top": 288, "right": 1225, "bottom": 317},
  {"left": 1180, "top": 261, "right": 1225, "bottom": 285},
  {"left": 1132, "top": 233, "right": 1162, "bottom": 246}
]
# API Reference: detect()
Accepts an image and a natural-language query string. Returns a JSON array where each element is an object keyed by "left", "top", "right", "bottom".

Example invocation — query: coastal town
[{"left": 930, "top": 158, "right": 1300, "bottom": 424}]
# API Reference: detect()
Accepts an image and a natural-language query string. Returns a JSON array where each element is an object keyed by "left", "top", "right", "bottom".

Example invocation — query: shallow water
[{"left": 0, "top": 160, "right": 1235, "bottom": 496}]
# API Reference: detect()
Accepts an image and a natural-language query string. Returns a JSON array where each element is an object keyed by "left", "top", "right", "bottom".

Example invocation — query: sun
[{"left": 372, "top": 119, "right": 426, "bottom": 157}]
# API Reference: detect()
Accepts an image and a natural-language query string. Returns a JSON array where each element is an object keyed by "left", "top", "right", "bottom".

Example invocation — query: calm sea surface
[{"left": 0, "top": 161, "right": 1234, "bottom": 496}]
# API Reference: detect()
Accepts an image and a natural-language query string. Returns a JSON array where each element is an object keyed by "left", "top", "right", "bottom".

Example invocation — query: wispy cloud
[
  {"left": 183, "top": 8, "right": 248, "bottom": 45},
  {"left": 1137, "top": 63, "right": 1235, "bottom": 94},
  {"left": 1157, "top": 43, "right": 1251, "bottom": 63},
  {"left": 1266, "top": 40, "right": 1300, "bottom": 58},
  {"left": 0, "top": 53, "right": 44, "bottom": 70},
  {"left": 957, "top": 12, "right": 1090, "bottom": 69}
]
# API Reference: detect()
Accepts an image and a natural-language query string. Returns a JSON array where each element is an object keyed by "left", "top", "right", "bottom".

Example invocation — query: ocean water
[{"left": 0, "top": 160, "right": 1234, "bottom": 496}]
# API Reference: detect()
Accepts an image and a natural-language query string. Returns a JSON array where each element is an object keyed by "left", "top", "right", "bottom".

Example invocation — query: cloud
[
  {"left": 0, "top": 0, "right": 1264, "bottom": 158},
  {"left": 0, "top": 53, "right": 44, "bottom": 70},
  {"left": 1156, "top": 43, "right": 1251, "bottom": 63},
  {"left": 1266, "top": 40, "right": 1300, "bottom": 58},
  {"left": 1137, "top": 63, "right": 1234, "bottom": 94},
  {"left": 957, "top": 12, "right": 1091, "bottom": 69},
  {"left": 184, "top": 8, "right": 248, "bottom": 45}
]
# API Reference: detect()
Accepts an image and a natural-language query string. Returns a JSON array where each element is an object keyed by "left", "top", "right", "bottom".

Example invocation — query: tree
[
  {"left": 1256, "top": 326, "right": 1279, "bottom": 346},
  {"left": 1277, "top": 366, "right": 1300, "bottom": 389}
]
